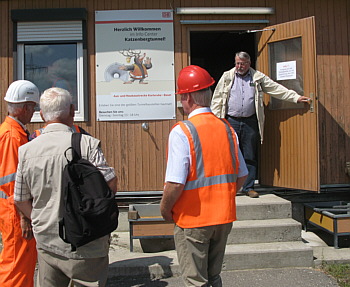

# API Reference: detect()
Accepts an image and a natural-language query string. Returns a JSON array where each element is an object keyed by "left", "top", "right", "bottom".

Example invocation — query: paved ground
[
  {"left": 103, "top": 229, "right": 350, "bottom": 286},
  {"left": 106, "top": 268, "right": 339, "bottom": 287},
  {"left": 5, "top": 229, "right": 342, "bottom": 286},
  {"left": 2, "top": 189, "right": 350, "bottom": 286}
]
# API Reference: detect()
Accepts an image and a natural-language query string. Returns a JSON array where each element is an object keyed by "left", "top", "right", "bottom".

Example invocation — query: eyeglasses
[{"left": 235, "top": 61, "right": 250, "bottom": 66}]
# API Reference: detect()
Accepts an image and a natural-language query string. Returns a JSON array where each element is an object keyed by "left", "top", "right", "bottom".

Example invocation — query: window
[
  {"left": 12, "top": 9, "right": 88, "bottom": 121},
  {"left": 268, "top": 37, "right": 304, "bottom": 110}
]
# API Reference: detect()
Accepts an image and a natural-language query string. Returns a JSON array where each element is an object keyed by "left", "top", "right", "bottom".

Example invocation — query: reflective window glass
[
  {"left": 24, "top": 44, "right": 78, "bottom": 110},
  {"left": 269, "top": 37, "right": 304, "bottom": 110}
]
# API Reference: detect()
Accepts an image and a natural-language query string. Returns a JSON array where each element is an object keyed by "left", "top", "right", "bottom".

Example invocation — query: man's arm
[
  {"left": 297, "top": 96, "right": 311, "bottom": 103},
  {"left": 15, "top": 200, "right": 32, "bottom": 221},
  {"left": 260, "top": 74, "right": 311, "bottom": 103},
  {"left": 160, "top": 182, "right": 184, "bottom": 222},
  {"left": 107, "top": 176, "right": 117, "bottom": 195},
  {"left": 211, "top": 73, "right": 228, "bottom": 118},
  {"left": 14, "top": 151, "right": 35, "bottom": 239},
  {"left": 236, "top": 175, "right": 248, "bottom": 193},
  {"left": 17, "top": 209, "right": 34, "bottom": 240},
  {"left": 89, "top": 143, "right": 117, "bottom": 194},
  {"left": 15, "top": 200, "right": 34, "bottom": 239}
]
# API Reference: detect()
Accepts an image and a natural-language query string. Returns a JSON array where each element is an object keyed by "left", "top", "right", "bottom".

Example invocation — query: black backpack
[{"left": 59, "top": 133, "right": 119, "bottom": 251}]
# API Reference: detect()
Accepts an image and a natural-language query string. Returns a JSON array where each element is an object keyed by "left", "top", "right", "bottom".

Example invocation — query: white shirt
[{"left": 165, "top": 107, "right": 248, "bottom": 185}]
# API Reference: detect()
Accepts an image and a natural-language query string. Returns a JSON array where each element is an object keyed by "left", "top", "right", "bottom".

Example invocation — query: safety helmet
[
  {"left": 4, "top": 80, "right": 40, "bottom": 104},
  {"left": 176, "top": 65, "right": 215, "bottom": 94}
]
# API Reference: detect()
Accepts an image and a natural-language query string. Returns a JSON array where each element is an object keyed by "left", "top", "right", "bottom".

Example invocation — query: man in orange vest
[
  {"left": 160, "top": 65, "right": 248, "bottom": 287},
  {"left": 0, "top": 80, "right": 39, "bottom": 287}
]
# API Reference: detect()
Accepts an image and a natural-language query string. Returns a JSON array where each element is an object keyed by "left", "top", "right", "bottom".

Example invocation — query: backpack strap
[{"left": 72, "top": 133, "right": 82, "bottom": 160}]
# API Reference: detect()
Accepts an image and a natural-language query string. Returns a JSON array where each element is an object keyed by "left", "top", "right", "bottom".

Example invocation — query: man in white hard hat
[{"left": 0, "top": 80, "right": 39, "bottom": 287}]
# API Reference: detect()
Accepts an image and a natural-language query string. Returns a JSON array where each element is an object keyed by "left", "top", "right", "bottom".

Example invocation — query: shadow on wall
[
  {"left": 318, "top": 103, "right": 350, "bottom": 185},
  {"left": 260, "top": 106, "right": 309, "bottom": 185}
]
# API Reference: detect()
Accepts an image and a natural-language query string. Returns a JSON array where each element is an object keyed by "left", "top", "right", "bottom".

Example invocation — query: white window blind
[{"left": 17, "top": 21, "right": 82, "bottom": 42}]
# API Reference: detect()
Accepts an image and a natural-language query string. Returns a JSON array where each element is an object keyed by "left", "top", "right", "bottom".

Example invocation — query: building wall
[
  {"left": 265, "top": 0, "right": 350, "bottom": 186},
  {"left": 1, "top": 0, "right": 349, "bottom": 190}
]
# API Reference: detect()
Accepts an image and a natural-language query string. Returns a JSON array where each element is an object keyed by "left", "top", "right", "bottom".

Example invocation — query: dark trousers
[{"left": 226, "top": 114, "right": 259, "bottom": 192}]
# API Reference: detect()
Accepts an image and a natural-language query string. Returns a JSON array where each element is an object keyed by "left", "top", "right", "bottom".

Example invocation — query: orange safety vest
[
  {"left": 0, "top": 116, "right": 37, "bottom": 287},
  {"left": 0, "top": 117, "right": 28, "bottom": 198},
  {"left": 171, "top": 112, "right": 239, "bottom": 229}
]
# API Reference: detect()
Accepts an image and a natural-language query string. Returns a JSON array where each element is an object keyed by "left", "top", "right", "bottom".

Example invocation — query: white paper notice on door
[{"left": 276, "top": 60, "right": 297, "bottom": 81}]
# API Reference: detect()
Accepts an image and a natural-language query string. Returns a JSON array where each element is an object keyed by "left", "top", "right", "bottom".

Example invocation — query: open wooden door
[{"left": 258, "top": 17, "right": 319, "bottom": 191}]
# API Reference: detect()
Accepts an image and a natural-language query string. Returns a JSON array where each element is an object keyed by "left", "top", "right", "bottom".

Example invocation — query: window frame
[{"left": 12, "top": 8, "right": 88, "bottom": 122}]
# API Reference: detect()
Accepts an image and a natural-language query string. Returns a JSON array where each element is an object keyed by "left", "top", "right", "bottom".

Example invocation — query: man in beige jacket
[{"left": 211, "top": 51, "right": 310, "bottom": 198}]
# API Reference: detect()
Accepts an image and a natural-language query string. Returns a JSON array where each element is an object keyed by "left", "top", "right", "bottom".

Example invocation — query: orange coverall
[{"left": 0, "top": 116, "right": 37, "bottom": 287}]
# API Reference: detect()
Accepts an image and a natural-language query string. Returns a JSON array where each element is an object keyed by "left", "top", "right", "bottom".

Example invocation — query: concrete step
[
  {"left": 228, "top": 218, "right": 302, "bottom": 244},
  {"left": 108, "top": 194, "right": 313, "bottom": 277},
  {"left": 107, "top": 239, "right": 314, "bottom": 278},
  {"left": 116, "top": 194, "right": 292, "bottom": 232},
  {"left": 236, "top": 194, "right": 292, "bottom": 220},
  {"left": 223, "top": 241, "right": 314, "bottom": 270}
]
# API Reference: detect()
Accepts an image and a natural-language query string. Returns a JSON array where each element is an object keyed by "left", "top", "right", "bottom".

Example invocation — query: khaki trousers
[
  {"left": 36, "top": 248, "right": 109, "bottom": 287},
  {"left": 174, "top": 222, "right": 233, "bottom": 287}
]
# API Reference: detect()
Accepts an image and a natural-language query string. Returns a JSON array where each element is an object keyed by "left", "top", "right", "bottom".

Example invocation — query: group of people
[
  {"left": 0, "top": 51, "right": 309, "bottom": 287},
  {"left": 0, "top": 82, "right": 117, "bottom": 286}
]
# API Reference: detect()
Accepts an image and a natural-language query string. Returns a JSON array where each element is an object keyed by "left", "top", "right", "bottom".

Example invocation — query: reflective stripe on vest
[
  {"left": 182, "top": 120, "right": 237, "bottom": 191},
  {"left": 71, "top": 125, "right": 81, "bottom": 133},
  {"left": 0, "top": 173, "right": 16, "bottom": 199},
  {"left": 0, "top": 172, "right": 16, "bottom": 186},
  {"left": 0, "top": 190, "right": 8, "bottom": 199}
]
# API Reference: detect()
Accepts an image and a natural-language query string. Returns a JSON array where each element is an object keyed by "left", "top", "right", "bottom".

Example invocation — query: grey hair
[
  {"left": 7, "top": 102, "right": 26, "bottom": 116},
  {"left": 190, "top": 88, "right": 212, "bottom": 107},
  {"left": 40, "top": 87, "right": 72, "bottom": 122},
  {"left": 235, "top": 51, "right": 251, "bottom": 62}
]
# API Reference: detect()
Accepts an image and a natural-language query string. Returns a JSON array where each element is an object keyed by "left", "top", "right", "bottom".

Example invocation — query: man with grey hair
[
  {"left": 14, "top": 87, "right": 117, "bottom": 286},
  {"left": 211, "top": 51, "right": 311, "bottom": 198},
  {"left": 0, "top": 80, "right": 39, "bottom": 287},
  {"left": 161, "top": 65, "right": 248, "bottom": 286}
]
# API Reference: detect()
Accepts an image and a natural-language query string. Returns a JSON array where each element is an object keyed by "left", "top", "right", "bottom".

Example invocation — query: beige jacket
[
  {"left": 17, "top": 124, "right": 111, "bottom": 259},
  {"left": 210, "top": 67, "right": 301, "bottom": 142}
]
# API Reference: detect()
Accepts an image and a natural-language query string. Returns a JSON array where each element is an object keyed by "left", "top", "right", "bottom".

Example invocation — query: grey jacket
[{"left": 210, "top": 67, "right": 301, "bottom": 142}]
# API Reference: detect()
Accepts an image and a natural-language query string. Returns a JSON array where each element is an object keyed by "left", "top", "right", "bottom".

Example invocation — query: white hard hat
[{"left": 4, "top": 80, "right": 40, "bottom": 104}]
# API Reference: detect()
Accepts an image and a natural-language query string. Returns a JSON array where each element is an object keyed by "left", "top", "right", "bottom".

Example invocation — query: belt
[{"left": 226, "top": 114, "right": 256, "bottom": 120}]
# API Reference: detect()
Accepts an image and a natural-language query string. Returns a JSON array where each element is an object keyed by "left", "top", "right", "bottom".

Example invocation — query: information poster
[
  {"left": 276, "top": 60, "right": 297, "bottom": 81},
  {"left": 95, "top": 10, "right": 175, "bottom": 121}
]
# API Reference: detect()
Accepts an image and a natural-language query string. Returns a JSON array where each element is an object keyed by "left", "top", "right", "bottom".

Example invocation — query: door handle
[{"left": 309, "top": 93, "right": 314, "bottom": 113}]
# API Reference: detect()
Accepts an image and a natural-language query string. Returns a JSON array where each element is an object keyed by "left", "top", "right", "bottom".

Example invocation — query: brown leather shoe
[{"left": 246, "top": 190, "right": 259, "bottom": 198}]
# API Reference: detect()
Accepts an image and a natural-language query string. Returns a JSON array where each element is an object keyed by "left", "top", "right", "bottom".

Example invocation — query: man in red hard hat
[
  {"left": 160, "top": 65, "right": 248, "bottom": 286},
  {"left": 0, "top": 80, "right": 39, "bottom": 287}
]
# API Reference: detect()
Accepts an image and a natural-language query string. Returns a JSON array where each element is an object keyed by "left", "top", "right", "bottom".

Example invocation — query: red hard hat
[{"left": 176, "top": 65, "right": 215, "bottom": 94}]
